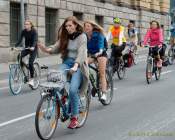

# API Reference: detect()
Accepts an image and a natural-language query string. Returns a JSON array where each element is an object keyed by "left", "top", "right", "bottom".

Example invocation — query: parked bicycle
[
  {"left": 35, "top": 66, "right": 90, "bottom": 140},
  {"left": 89, "top": 55, "right": 113, "bottom": 105},
  {"left": 9, "top": 47, "right": 40, "bottom": 95},
  {"left": 145, "top": 46, "right": 162, "bottom": 84}
]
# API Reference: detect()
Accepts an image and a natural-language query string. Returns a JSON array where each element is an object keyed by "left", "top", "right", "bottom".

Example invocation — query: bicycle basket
[{"left": 47, "top": 70, "right": 64, "bottom": 83}]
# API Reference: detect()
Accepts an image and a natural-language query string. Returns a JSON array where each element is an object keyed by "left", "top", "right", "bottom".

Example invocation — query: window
[
  {"left": 10, "top": 3, "right": 26, "bottom": 46},
  {"left": 45, "top": 8, "right": 57, "bottom": 46},
  {"left": 73, "top": 12, "right": 83, "bottom": 21},
  {"left": 95, "top": 15, "right": 104, "bottom": 27}
]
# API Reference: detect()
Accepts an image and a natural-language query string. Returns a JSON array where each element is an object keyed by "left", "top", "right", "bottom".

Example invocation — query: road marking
[
  {"left": 161, "top": 70, "right": 174, "bottom": 75},
  {"left": 114, "top": 87, "right": 117, "bottom": 90},
  {"left": 0, "top": 113, "right": 35, "bottom": 128}
]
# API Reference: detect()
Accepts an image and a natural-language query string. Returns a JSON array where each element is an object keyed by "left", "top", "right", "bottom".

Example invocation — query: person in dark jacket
[{"left": 15, "top": 20, "right": 38, "bottom": 86}]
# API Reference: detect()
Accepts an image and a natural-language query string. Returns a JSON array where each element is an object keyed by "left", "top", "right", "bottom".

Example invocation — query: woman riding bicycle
[
  {"left": 106, "top": 17, "right": 127, "bottom": 66},
  {"left": 15, "top": 20, "right": 38, "bottom": 87},
  {"left": 126, "top": 20, "right": 138, "bottom": 54},
  {"left": 84, "top": 20, "right": 108, "bottom": 101},
  {"left": 38, "top": 16, "right": 89, "bottom": 129},
  {"left": 143, "top": 20, "right": 164, "bottom": 69}
]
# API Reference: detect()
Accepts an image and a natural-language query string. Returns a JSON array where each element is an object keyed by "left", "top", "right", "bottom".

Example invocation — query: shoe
[
  {"left": 28, "top": 79, "right": 34, "bottom": 87},
  {"left": 157, "top": 59, "right": 162, "bottom": 68},
  {"left": 67, "top": 117, "right": 78, "bottom": 129},
  {"left": 100, "top": 92, "right": 107, "bottom": 102}
]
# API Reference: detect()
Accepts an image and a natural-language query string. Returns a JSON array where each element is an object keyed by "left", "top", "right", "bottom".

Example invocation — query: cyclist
[
  {"left": 15, "top": 20, "right": 38, "bottom": 87},
  {"left": 38, "top": 16, "right": 89, "bottom": 129},
  {"left": 143, "top": 20, "right": 164, "bottom": 72},
  {"left": 126, "top": 20, "right": 138, "bottom": 56},
  {"left": 84, "top": 20, "right": 107, "bottom": 101},
  {"left": 106, "top": 17, "right": 127, "bottom": 67}
]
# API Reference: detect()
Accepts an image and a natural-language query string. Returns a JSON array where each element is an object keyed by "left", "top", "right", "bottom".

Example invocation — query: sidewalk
[{"left": 0, "top": 47, "right": 148, "bottom": 74}]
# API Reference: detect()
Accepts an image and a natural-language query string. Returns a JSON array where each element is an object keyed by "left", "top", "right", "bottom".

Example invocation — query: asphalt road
[{"left": 0, "top": 56, "right": 175, "bottom": 140}]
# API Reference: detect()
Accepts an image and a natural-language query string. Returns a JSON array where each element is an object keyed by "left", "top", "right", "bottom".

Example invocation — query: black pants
[
  {"left": 18, "top": 50, "right": 37, "bottom": 78},
  {"left": 148, "top": 46, "right": 164, "bottom": 60},
  {"left": 111, "top": 44, "right": 125, "bottom": 65}
]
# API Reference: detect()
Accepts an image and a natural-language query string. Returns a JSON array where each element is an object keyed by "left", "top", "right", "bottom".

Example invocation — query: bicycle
[
  {"left": 109, "top": 54, "right": 126, "bottom": 80},
  {"left": 89, "top": 55, "right": 113, "bottom": 105},
  {"left": 35, "top": 67, "right": 90, "bottom": 140},
  {"left": 168, "top": 45, "right": 175, "bottom": 65},
  {"left": 145, "top": 46, "right": 162, "bottom": 84},
  {"left": 9, "top": 47, "right": 40, "bottom": 95}
]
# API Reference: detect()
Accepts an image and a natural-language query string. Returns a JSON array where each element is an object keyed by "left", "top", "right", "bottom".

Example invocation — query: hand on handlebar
[{"left": 70, "top": 65, "right": 78, "bottom": 72}]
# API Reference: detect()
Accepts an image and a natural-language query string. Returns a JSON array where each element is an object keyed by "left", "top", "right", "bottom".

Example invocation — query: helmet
[{"left": 113, "top": 17, "right": 121, "bottom": 24}]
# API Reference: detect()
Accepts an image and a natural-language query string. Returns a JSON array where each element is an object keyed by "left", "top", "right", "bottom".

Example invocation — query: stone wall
[{"left": 0, "top": 0, "right": 170, "bottom": 63}]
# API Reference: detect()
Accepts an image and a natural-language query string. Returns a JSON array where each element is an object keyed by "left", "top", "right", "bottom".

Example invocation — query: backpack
[{"left": 123, "top": 53, "right": 133, "bottom": 67}]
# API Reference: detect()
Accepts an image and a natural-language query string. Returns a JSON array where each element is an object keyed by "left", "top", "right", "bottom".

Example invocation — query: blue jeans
[{"left": 58, "top": 58, "right": 83, "bottom": 116}]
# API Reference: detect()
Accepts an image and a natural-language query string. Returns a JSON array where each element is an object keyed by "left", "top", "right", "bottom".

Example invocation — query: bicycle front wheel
[
  {"left": 117, "top": 59, "right": 126, "bottom": 80},
  {"left": 146, "top": 58, "right": 153, "bottom": 84},
  {"left": 9, "top": 64, "right": 23, "bottom": 95},
  {"left": 77, "top": 90, "right": 90, "bottom": 128},
  {"left": 35, "top": 94, "right": 59, "bottom": 140},
  {"left": 30, "top": 62, "right": 40, "bottom": 90}
]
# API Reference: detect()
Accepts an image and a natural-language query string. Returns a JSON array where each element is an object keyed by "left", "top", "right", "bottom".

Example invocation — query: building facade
[
  {"left": 0, "top": 0, "right": 170, "bottom": 62},
  {"left": 170, "top": 0, "right": 175, "bottom": 23}
]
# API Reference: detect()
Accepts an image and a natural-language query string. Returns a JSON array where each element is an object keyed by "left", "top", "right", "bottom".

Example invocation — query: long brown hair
[
  {"left": 84, "top": 20, "right": 105, "bottom": 36},
  {"left": 57, "top": 16, "right": 83, "bottom": 59}
]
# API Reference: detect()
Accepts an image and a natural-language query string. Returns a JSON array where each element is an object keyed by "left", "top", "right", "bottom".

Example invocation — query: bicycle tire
[
  {"left": 146, "top": 58, "right": 153, "bottom": 84},
  {"left": 117, "top": 59, "right": 126, "bottom": 80},
  {"left": 77, "top": 90, "right": 90, "bottom": 128},
  {"left": 9, "top": 64, "right": 23, "bottom": 95},
  {"left": 168, "top": 48, "right": 174, "bottom": 65},
  {"left": 35, "top": 94, "right": 59, "bottom": 140},
  {"left": 100, "top": 67, "right": 113, "bottom": 105}
]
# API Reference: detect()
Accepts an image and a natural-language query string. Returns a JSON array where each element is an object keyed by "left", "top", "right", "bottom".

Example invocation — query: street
[{"left": 0, "top": 56, "right": 175, "bottom": 140}]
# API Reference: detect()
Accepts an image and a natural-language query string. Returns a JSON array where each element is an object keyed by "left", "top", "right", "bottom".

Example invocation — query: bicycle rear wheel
[
  {"left": 77, "top": 90, "right": 90, "bottom": 128},
  {"left": 100, "top": 68, "right": 113, "bottom": 105},
  {"left": 30, "top": 62, "right": 40, "bottom": 90},
  {"left": 35, "top": 94, "right": 59, "bottom": 140},
  {"left": 9, "top": 64, "right": 23, "bottom": 95},
  {"left": 117, "top": 59, "right": 126, "bottom": 80}
]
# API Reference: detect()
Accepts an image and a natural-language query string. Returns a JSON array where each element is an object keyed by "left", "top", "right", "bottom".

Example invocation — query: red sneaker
[{"left": 67, "top": 117, "right": 78, "bottom": 129}]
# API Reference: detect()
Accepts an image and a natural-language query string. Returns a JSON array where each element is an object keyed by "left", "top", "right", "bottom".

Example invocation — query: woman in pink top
[{"left": 143, "top": 20, "right": 164, "bottom": 68}]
